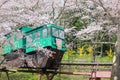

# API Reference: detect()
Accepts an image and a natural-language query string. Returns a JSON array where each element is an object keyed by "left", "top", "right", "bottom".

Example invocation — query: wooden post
[
  {"left": 111, "top": 21, "right": 120, "bottom": 80},
  {"left": 38, "top": 74, "right": 43, "bottom": 80},
  {"left": 6, "top": 72, "right": 10, "bottom": 80},
  {"left": 89, "top": 78, "right": 101, "bottom": 80},
  {"left": 90, "top": 71, "right": 100, "bottom": 80},
  {"left": 0, "top": 71, "right": 2, "bottom": 79},
  {"left": 46, "top": 74, "right": 49, "bottom": 80}
]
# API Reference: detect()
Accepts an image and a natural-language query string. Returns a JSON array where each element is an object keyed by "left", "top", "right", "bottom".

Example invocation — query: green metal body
[
  {"left": 3, "top": 33, "right": 12, "bottom": 55},
  {"left": 13, "top": 26, "right": 32, "bottom": 50},
  {"left": 3, "top": 26, "right": 32, "bottom": 55},
  {"left": 3, "top": 23, "right": 66, "bottom": 55},
  {"left": 3, "top": 45, "right": 12, "bottom": 55}
]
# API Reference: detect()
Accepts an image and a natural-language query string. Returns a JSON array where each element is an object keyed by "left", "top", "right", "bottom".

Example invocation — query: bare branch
[
  {"left": 0, "top": 0, "right": 10, "bottom": 8},
  {"left": 54, "top": 0, "right": 68, "bottom": 20}
]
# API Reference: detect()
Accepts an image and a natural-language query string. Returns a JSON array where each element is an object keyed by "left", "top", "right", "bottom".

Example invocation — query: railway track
[{"left": 0, "top": 62, "right": 113, "bottom": 80}]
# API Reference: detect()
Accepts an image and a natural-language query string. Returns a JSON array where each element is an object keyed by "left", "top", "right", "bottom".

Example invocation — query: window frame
[
  {"left": 42, "top": 28, "right": 48, "bottom": 38},
  {"left": 16, "top": 32, "right": 23, "bottom": 40},
  {"left": 42, "top": 27, "right": 51, "bottom": 38},
  {"left": 59, "top": 30, "right": 64, "bottom": 39},
  {"left": 26, "top": 33, "right": 33, "bottom": 43},
  {"left": 52, "top": 27, "right": 65, "bottom": 39},
  {"left": 52, "top": 27, "right": 59, "bottom": 37},
  {"left": 35, "top": 30, "right": 40, "bottom": 39}
]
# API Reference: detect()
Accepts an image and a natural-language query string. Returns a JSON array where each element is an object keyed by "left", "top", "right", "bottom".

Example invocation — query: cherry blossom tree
[
  {"left": 67, "top": 0, "right": 119, "bottom": 79},
  {"left": 0, "top": 0, "right": 120, "bottom": 79},
  {"left": 61, "top": 0, "right": 120, "bottom": 79},
  {"left": 85, "top": 0, "right": 120, "bottom": 79}
]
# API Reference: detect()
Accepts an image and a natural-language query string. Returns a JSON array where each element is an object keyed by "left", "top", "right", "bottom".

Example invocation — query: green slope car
[{"left": 3, "top": 23, "right": 66, "bottom": 69}]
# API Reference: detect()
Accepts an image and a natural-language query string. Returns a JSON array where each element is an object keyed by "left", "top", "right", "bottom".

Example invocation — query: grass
[
  {"left": 0, "top": 71, "right": 110, "bottom": 80},
  {"left": 0, "top": 73, "right": 39, "bottom": 80},
  {"left": 62, "top": 53, "right": 113, "bottom": 63}
]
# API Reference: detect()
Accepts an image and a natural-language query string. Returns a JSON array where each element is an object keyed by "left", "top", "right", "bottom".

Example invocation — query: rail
[{"left": 60, "top": 62, "right": 112, "bottom": 66}]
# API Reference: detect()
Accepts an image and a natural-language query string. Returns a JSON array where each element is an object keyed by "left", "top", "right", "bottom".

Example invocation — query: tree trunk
[{"left": 111, "top": 23, "right": 120, "bottom": 80}]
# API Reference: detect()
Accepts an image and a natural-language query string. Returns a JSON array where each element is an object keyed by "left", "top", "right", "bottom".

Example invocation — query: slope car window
[
  {"left": 59, "top": 30, "right": 64, "bottom": 39},
  {"left": 42, "top": 28, "right": 47, "bottom": 38},
  {"left": 4, "top": 41, "right": 9, "bottom": 45},
  {"left": 52, "top": 28, "right": 58, "bottom": 37},
  {"left": 16, "top": 32, "right": 23, "bottom": 40},
  {"left": 35, "top": 31, "right": 40, "bottom": 39},
  {"left": 26, "top": 34, "right": 32, "bottom": 42},
  {"left": 47, "top": 28, "right": 50, "bottom": 36},
  {"left": 9, "top": 35, "right": 14, "bottom": 45}
]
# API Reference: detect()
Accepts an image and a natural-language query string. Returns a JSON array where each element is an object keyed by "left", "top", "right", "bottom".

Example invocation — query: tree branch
[
  {"left": 0, "top": 0, "right": 10, "bottom": 8},
  {"left": 54, "top": 0, "right": 68, "bottom": 20}
]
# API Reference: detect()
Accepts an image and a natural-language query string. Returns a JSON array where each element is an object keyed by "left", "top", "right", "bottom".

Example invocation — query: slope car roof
[
  {"left": 26, "top": 23, "right": 64, "bottom": 33},
  {"left": 19, "top": 26, "right": 33, "bottom": 32}
]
